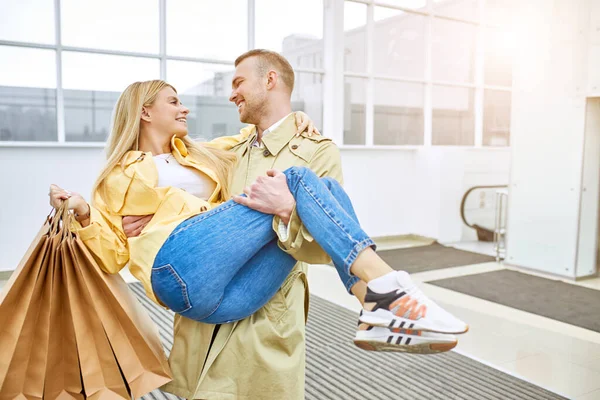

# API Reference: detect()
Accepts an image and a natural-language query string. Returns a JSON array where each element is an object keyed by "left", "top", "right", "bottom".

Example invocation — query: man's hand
[
  {"left": 233, "top": 169, "right": 296, "bottom": 225},
  {"left": 122, "top": 215, "right": 153, "bottom": 238}
]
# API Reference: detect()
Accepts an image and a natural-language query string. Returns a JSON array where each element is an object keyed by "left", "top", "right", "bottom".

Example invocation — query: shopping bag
[
  {"left": 0, "top": 218, "right": 54, "bottom": 398},
  {"left": 43, "top": 243, "right": 84, "bottom": 400},
  {"left": 61, "top": 240, "right": 130, "bottom": 399},
  {"left": 69, "top": 235, "right": 172, "bottom": 397},
  {"left": 0, "top": 202, "right": 172, "bottom": 399}
]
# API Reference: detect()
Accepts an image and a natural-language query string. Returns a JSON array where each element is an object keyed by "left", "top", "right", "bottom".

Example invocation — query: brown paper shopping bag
[
  {"left": 0, "top": 224, "right": 50, "bottom": 392},
  {"left": 69, "top": 237, "right": 172, "bottom": 397},
  {"left": 0, "top": 223, "right": 56, "bottom": 399},
  {"left": 61, "top": 238, "right": 130, "bottom": 399},
  {"left": 1, "top": 202, "right": 172, "bottom": 399},
  {"left": 43, "top": 243, "right": 84, "bottom": 400}
]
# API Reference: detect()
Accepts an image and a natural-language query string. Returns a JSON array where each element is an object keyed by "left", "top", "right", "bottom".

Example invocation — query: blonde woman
[{"left": 50, "top": 80, "right": 466, "bottom": 354}]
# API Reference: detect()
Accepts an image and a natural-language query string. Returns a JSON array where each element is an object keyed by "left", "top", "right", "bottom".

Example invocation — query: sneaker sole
[
  {"left": 360, "top": 309, "right": 469, "bottom": 334},
  {"left": 353, "top": 339, "right": 457, "bottom": 354}
]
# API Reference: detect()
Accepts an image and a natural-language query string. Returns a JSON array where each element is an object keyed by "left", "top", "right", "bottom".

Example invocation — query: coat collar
[
  {"left": 260, "top": 114, "right": 297, "bottom": 156},
  {"left": 171, "top": 135, "right": 189, "bottom": 157}
]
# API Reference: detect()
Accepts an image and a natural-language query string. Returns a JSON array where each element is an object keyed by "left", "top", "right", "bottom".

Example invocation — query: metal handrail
[{"left": 460, "top": 185, "right": 508, "bottom": 241}]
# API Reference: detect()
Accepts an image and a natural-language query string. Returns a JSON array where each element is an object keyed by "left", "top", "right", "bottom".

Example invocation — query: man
[
  {"left": 161, "top": 49, "right": 351, "bottom": 399},
  {"left": 124, "top": 50, "right": 459, "bottom": 399}
]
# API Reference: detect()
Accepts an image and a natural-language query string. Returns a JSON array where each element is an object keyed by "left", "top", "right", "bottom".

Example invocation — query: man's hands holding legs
[{"left": 232, "top": 169, "right": 296, "bottom": 225}]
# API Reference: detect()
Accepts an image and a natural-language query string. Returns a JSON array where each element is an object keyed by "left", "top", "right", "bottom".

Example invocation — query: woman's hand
[
  {"left": 48, "top": 184, "right": 90, "bottom": 223},
  {"left": 294, "top": 111, "right": 321, "bottom": 137}
]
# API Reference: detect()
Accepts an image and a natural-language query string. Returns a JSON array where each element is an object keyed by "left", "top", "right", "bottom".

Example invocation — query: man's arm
[
  {"left": 234, "top": 140, "right": 343, "bottom": 264},
  {"left": 273, "top": 141, "right": 343, "bottom": 264}
]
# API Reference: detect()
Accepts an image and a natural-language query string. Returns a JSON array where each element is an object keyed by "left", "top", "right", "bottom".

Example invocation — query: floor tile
[
  {"left": 500, "top": 354, "right": 600, "bottom": 398},
  {"left": 411, "top": 261, "right": 503, "bottom": 283},
  {"left": 444, "top": 240, "right": 497, "bottom": 257},
  {"left": 576, "top": 389, "right": 600, "bottom": 400},
  {"left": 307, "top": 263, "right": 600, "bottom": 398}
]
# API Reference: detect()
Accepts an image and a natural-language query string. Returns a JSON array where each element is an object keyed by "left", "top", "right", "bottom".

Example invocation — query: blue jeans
[{"left": 151, "top": 167, "right": 375, "bottom": 323}]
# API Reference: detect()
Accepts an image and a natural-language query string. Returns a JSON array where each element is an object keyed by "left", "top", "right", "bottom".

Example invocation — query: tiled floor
[
  {"left": 307, "top": 261, "right": 600, "bottom": 399},
  {"left": 2, "top": 244, "right": 600, "bottom": 399}
]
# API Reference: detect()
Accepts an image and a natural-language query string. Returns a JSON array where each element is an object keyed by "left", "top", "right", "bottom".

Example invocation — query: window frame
[
  {"left": 323, "top": 0, "right": 513, "bottom": 148},
  {"left": 0, "top": 0, "right": 511, "bottom": 148},
  {"left": 0, "top": 0, "right": 326, "bottom": 147}
]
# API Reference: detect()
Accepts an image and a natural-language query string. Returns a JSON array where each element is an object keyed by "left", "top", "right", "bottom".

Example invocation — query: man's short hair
[{"left": 235, "top": 49, "right": 295, "bottom": 93}]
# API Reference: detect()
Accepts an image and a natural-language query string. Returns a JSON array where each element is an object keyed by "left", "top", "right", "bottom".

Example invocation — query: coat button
[
  {"left": 291, "top": 144, "right": 299, "bottom": 150},
  {"left": 263, "top": 149, "right": 270, "bottom": 157}
]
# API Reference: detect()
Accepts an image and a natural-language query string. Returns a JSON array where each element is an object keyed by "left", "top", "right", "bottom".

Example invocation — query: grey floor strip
[
  {"left": 377, "top": 242, "right": 495, "bottom": 274},
  {"left": 131, "top": 283, "right": 566, "bottom": 400},
  {"left": 430, "top": 269, "right": 600, "bottom": 333}
]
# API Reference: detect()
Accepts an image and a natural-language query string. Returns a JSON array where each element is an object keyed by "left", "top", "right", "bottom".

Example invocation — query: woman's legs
[
  {"left": 151, "top": 183, "right": 361, "bottom": 323},
  {"left": 152, "top": 200, "right": 296, "bottom": 322},
  {"left": 153, "top": 166, "right": 466, "bottom": 335},
  {"left": 282, "top": 167, "right": 388, "bottom": 282},
  {"left": 282, "top": 167, "right": 468, "bottom": 335},
  {"left": 201, "top": 240, "right": 295, "bottom": 324}
]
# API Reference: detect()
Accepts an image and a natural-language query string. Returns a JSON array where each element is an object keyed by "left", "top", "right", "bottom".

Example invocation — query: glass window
[
  {"left": 432, "top": 85, "right": 474, "bottom": 145},
  {"left": 61, "top": 0, "right": 159, "bottom": 53},
  {"left": 483, "top": 89, "right": 511, "bottom": 146},
  {"left": 432, "top": 18, "right": 476, "bottom": 83},
  {"left": 256, "top": 0, "right": 323, "bottom": 69},
  {"left": 344, "top": 77, "right": 367, "bottom": 145},
  {"left": 167, "top": 61, "right": 242, "bottom": 141},
  {"left": 344, "top": 1, "right": 367, "bottom": 73},
  {"left": 62, "top": 52, "right": 159, "bottom": 142},
  {"left": 484, "top": 28, "right": 514, "bottom": 87},
  {"left": 0, "top": 46, "right": 57, "bottom": 141},
  {"left": 373, "top": 8, "right": 425, "bottom": 79},
  {"left": 62, "top": 52, "right": 160, "bottom": 92},
  {"left": 376, "top": 0, "right": 426, "bottom": 11},
  {"left": 0, "top": 0, "right": 55, "bottom": 44},
  {"left": 167, "top": 0, "right": 247, "bottom": 61},
  {"left": 374, "top": 80, "right": 424, "bottom": 145},
  {"left": 292, "top": 72, "right": 323, "bottom": 132},
  {"left": 0, "top": 46, "right": 56, "bottom": 89},
  {"left": 63, "top": 90, "right": 118, "bottom": 142},
  {"left": 433, "top": 0, "right": 479, "bottom": 22}
]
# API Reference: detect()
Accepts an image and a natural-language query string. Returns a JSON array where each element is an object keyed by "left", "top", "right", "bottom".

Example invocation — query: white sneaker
[
  {"left": 359, "top": 271, "right": 469, "bottom": 334},
  {"left": 354, "top": 323, "right": 457, "bottom": 354}
]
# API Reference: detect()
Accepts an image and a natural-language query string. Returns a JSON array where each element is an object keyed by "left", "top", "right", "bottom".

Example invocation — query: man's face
[{"left": 229, "top": 57, "right": 268, "bottom": 124}]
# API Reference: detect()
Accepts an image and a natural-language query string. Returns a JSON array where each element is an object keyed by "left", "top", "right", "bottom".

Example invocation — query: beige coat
[{"left": 161, "top": 114, "right": 344, "bottom": 399}]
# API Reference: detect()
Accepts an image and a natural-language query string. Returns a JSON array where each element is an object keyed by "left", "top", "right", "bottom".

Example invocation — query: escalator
[{"left": 460, "top": 185, "right": 508, "bottom": 242}]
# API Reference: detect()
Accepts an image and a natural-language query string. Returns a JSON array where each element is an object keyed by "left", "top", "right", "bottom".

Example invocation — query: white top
[
  {"left": 153, "top": 153, "right": 216, "bottom": 200},
  {"left": 251, "top": 113, "right": 292, "bottom": 148}
]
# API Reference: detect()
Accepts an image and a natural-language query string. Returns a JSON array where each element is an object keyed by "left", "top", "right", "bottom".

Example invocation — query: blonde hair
[
  {"left": 235, "top": 49, "right": 295, "bottom": 93},
  {"left": 92, "top": 80, "right": 237, "bottom": 203}
]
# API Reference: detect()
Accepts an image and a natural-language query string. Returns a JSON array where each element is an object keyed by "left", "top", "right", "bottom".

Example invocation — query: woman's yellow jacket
[{"left": 76, "top": 131, "right": 251, "bottom": 305}]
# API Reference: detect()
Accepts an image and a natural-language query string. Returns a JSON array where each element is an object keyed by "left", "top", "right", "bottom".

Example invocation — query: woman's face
[{"left": 143, "top": 86, "right": 190, "bottom": 139}]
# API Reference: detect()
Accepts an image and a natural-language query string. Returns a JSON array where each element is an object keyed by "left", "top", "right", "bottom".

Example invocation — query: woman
[{"left": 50, "top": 80, "right": 466, "bottom": 354}]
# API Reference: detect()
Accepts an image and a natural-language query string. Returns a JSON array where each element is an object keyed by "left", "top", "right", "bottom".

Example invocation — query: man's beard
[{"left": 240, "top": 95, "right": 267, "bottom": 125}]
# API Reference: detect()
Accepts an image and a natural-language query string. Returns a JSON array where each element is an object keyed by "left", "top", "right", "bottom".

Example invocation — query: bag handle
[{"left": 49, "top": 201, "right": 73, "bottom": 238}]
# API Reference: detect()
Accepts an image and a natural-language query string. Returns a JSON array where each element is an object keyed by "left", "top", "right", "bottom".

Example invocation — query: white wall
[
  {"left": 0, "top": 146, "right": 510, "bottom": 272},
  {"left": 506, "top": 0, "right": 593, "bottom": 278},
  {"left": 576, "top": 98, "right": 600, "bottom": 277}
]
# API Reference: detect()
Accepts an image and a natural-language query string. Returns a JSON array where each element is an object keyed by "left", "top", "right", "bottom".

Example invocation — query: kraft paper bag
[
  {"left": 61, "top": 239, "right": 130, "bottom": 399},
  {"left": 70, "top": 238, "right": 172, "bottom": 397},
  {"left": 0, "top": 226, "right": 54, "bottom": 398},
  {"left": 0, "top": 223, "right": 51, "bottom": 392},
  {"left": 43, "top": 243, "right": 84, "bottom": 400},
  {"left": 0, "top": 202, "right": 172, "bottom": 399}
]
